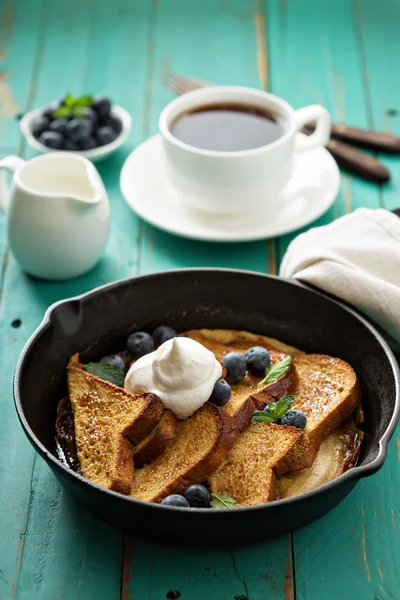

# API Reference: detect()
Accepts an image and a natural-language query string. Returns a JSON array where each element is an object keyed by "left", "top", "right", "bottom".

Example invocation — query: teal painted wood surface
[{"left": 0, "top": 1, "right": 399, "bottom": 599}]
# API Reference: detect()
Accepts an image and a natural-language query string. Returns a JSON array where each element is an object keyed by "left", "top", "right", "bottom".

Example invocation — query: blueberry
[
  {"left": 32, "top": 116, "right": 50, "bottom": 138},
  {"left": 100, "top": 354, "right": 125, "bottom": 371},
  {"left": 281, "top": 410, "right": 307, "bottom": 429},
  {"left": 42, "top": 105, "right": 56, "bottom": 120},
  {"left": 67, "top": 118, "right": 92, "bottom": 141},
  {"left": 222, "top": 352, "right": 247, "bottom": 384},
  {"left": 127, "top": 331, "right": 154, "bottom": 358},
  {"left": 39, "top": 131, "right": 64, "bottom": 149},
  {"left": 96, "top": 126, "right": 118, "bottom": 146},
  {"left": 209, "top": 379, "right": 231, "bottom": 406},
  {"left": 80, "top": 107, "right": 98, "bottom": 126},
  {"left": 78, "top": 136, "right": 97, "bottom": 150},
  {"left": 49, "top": 117, "right": 69, "bottom": 136},
  {"left": 244, "top": 346, "right": 271, "bottom": 373},
  {"left": 63, "top": 139, "right": 78, "bottom": 151},
  {"left": 152, "top": 325, "right": 177, "bottom": 348},
  {"left": 184, "top": 484, "right": 211, "bottom": 508},
  {"left": 42, "top": 100, "right": 61, "bottom": 120},
  {"left": 161, "top": 494, "right": 190, "bottom": 507},
  {"left": 101, "top": 115, "right": 122, "bottom": 134},
  {"left": 93, "top": 95, "right": 112, "bottom": 118}
]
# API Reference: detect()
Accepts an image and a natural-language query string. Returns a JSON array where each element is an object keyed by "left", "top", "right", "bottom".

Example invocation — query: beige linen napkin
[{"left": 279, "top": 208, "right": 400, "bottom": 343}]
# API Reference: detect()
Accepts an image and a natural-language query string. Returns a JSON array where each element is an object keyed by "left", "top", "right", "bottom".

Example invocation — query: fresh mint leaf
[
  {"left": 85, "top": 362, "right": 125, "bottom": 387},
  {"left": 64, "top": 94, "right": 76, "bottom": 107},
  {"left": 258, "top": 355, "right": 292, "bottom": 387},
  {"left": 75, "top": 94, "right": 93, "bottom": 107},
  {"left": 210, "top": 493, "right": 237, "bottom": 509},
  {"left": 73, "top": 106, "right": 87, "bottom": 118},
  {"left": 251, "top": 395, "right": 295, "bottom": 424},
  {"left": 251, "top": 410, "right": 275, "bottom": 423},
  {"left": 274, "top": 395, "right": 295, "bottom": 419},
  {"left": 52, "top": 105, "right": 72, "bottom": 119}
]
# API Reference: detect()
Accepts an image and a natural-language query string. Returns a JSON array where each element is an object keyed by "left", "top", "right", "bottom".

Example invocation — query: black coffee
[{"left": 170, "top": 103, "right": 285, "bottom": 152}]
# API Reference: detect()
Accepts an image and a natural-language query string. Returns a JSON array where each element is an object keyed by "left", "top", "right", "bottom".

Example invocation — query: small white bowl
[{"left": 20, "top": 105, "right": 132, "bottom": 163}]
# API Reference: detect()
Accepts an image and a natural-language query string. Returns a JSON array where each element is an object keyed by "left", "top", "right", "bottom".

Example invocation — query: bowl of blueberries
[{"left": 20, "top": 94, "right": 132, "bottom": 162}]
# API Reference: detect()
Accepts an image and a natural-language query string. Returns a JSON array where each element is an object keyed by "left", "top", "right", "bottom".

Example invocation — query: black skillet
[{"left": 14, "top": 269, "right": 400, "bottom": 546}]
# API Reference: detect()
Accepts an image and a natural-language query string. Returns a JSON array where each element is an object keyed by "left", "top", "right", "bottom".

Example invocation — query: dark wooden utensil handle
[
  {"left": 392, "top": 208, "right": 400, "bottom": 218},
  {"left": 326, "top": 138, "right": 390, "bottom": 182},
  {"left": 307, "top": 122, "right": 400, "bottom": 153},
  {"left": 331, "top": 124, "right": 400, "bottom": 153},
  {"left": 302, "top": 126, "right": 390, "bottom": 182}
]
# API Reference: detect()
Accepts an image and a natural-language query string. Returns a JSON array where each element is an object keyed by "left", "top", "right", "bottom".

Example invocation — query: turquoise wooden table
[{"left": 1, "top": 1, "right": 399, "bottom": 598}]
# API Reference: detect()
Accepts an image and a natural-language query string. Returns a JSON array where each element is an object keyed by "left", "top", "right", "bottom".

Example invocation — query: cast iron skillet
[{"left": 14, "top": 269, "right": 400, "bottom": 546}]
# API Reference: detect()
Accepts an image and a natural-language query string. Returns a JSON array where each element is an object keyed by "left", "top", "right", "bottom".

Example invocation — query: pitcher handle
[{"left": 0, "top": 155, "right": 25, "bottom": 213}]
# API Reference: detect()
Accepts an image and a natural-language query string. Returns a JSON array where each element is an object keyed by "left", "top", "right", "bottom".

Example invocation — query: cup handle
[{"left": 293, "top": 105, "right": 331, "bottom": 152}]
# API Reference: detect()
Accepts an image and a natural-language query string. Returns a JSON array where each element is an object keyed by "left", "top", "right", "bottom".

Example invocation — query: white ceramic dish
[
  {"left": 0, "top": 153, "right": 109, "bottom": 280},
  {"left": 20, "top": 105, "right": 132, "bottom": 163},
  {"left": 120, "top": 133, "right": 340, "bottom": 243}
]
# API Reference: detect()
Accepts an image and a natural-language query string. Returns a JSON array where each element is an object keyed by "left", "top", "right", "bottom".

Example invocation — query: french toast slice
[
  {"left": 133, "top": 410, "right": 179, "bottom": 468},
  {"left": 291, "top": 354, "right": 361, "bottom": 451},
  {"left": 184, "top": 329, "right": 297, "bottom": 432},
  {"left": 68, "top": 354, "right": 164, "bottom": 494},
  {"left": 277, "top": 417, "right": 363, "bottom": 499},
  {"left": 209, "top": 423, "right": 310, "bottom": 506},
  {"left": 130, "top": 402, "right": 232, "bottom": 503}
]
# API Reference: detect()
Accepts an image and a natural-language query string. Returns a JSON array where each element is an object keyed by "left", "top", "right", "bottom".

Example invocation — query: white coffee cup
[{"left": 159, "top": 86, "right": 331, "bottom": 215}]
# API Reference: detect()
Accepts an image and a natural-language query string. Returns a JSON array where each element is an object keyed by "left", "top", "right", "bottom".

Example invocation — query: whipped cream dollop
[{"left": 124, "top": 337, "right": 222, "bottom": 419}]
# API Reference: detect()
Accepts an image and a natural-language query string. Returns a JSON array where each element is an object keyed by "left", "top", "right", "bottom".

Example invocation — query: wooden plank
[
  {"left": 0, "top": 2, "right": 49, "bottom": 598},
  {"left": 318, "top": 1, "right": 400, "bottom": 597},
  {"left": 266, "top": 0, "right": 382, "bottom": 264},
  {"left": 123, "top": 535, "right": 293, "bottom": 600},
  {"left": 0, "top": 1, "right": 151, "bottom": 598},
  {"left": 266, "top": 1, "right": 398, "bottom": 599},
  {"left": 123, "top": 2, "right": 293, "bottom": 600},
  {"left": 0, "top": 0, "right": 46, "bottom": 149},
  {"left": 2, "top": 2, "right": 397, "bottom": 600},
  {"left": 12, "top": 460, "right": 123, "bottom": 600},
  {"left": 354, "top": 0, "right": 400, "bottom": 209},
  {"left": 137, "top": 0, "right": 273, "bottom": 276}
]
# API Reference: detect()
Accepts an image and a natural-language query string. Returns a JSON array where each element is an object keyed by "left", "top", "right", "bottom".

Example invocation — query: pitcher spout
[
  {"left": 67, "top": 191, "right": 103, "bottom": 207},
  {"left": 66, "top": 158, "right": 105, "bottom": 208}
]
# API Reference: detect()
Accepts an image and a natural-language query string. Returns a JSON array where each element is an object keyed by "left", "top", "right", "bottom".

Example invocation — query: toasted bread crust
[
  {"left": 273, "top": 426, "right": 311, "bottom": 474},
  {"left": 109, "top": 437, "right": 135, "bottom": 495},
  {"left": 291, "top": 354, "right": 361, "bottom": 450},
  {"left": 68, "top": 354, "right": 164, "bottom": 494},
  {"left": 183, "top": 329, "right": 294, "bottom": 431},
  {"left": 209, "top": 423, "right": 309, "bottom": 505},
  {"left": 131, "top": 403, "right": 233, "bottom": 503},
  {"left": 64, "top": 330, "right": 362, "bottom": 505},
  {"left": 250, "top": 363, "right": 296, "bottom": 408},
  {"left": 68, "top": 354, "right": 164, "bottom": 444},
  {"left": 123, "top": 393, "right": 164, "bottom": 445},
  {"left": 133, "top": 410, "right": 179, "bottom": 468}
]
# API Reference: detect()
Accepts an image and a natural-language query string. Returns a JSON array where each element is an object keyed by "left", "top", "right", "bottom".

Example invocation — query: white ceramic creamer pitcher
[{"left": 0, "top": 152, "right": 110, "bottom": 280}]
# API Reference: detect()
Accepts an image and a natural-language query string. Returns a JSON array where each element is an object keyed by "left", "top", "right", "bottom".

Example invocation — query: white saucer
[{"left": 120, "top": 134, "right": 340, "bottom": 243}]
